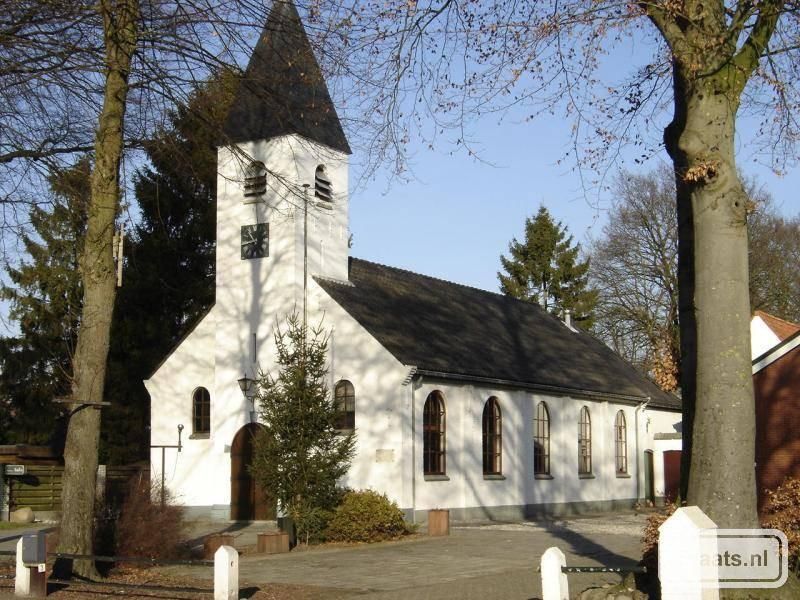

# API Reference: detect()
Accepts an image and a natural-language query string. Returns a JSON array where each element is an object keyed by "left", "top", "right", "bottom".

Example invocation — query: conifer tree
[
  {"left": 100, "top": 72, "right": 233, "bottom": 463},
  {"left": 251, "top": 313, "right": 356, "bottom": 543},
  {"left": 498, "top": 206, "right": 597, "bottom": 328},
  {"left": 0, "top": 157, "right": 90, "bottom": 445}
]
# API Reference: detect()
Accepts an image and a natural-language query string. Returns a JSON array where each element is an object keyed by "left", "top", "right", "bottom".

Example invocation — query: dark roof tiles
[
  {"left": 316, "top": 258, "right": 680, "bottom": 410},
  {"left": 222, "top": 0, "right": 351, "bottom": 153}
]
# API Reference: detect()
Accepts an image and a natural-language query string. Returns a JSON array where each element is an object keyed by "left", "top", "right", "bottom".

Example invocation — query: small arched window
[
  {"left": 314, "top": 165, "right": 332, "bottom": 202},
  {"left": 482, "top": 397, "right": 502, "bottom": 475},
  {"left": 244, "top": 161, "right": 266, "bottom": 197},
  {"left": 193, "top": 387, "right": 211, "bottom": 435},
  {"left": 578, "top": 406, "right": 592, "bottom": 475},
  {"left": 534, "top": 401, "right": 550, "bottom": 476},
  {"left": 334, "top": 380, "right": 355, "bottom": 432},
  {"left": 423, "top": 391, "right": 446, "bottom": 476},
  {"left": 615, "top": 411, "right": 628, "bottom": 475}
]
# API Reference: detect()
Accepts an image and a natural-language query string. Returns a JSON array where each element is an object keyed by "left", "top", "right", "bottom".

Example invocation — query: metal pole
[
  {"left": 303, "top": 184, "right": 309, "bottom": 331},
  {"left": 161, "top": 447, "right": 166, "bottom": 507}
]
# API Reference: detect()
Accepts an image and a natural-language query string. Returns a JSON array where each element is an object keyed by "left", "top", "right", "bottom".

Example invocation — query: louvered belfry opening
[
  {"left": 244, "top": 161, "right": 267, "bottom": 197},
  {"left": 314, "top": 164, "right": 332, "bottom": 202}
]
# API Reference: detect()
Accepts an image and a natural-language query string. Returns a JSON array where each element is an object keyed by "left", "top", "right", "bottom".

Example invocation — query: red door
[{"left": 663, "top": 450, "right": 682, "bottom": 504}]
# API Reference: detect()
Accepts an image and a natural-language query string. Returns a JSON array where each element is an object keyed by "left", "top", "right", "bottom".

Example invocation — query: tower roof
[{"left": 222, "top": 0, "right": 351, "bottom": 154}]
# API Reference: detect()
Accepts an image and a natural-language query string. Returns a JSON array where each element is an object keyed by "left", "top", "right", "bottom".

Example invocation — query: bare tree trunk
[
  {"left": 666, "top": 62, "right": 758, "bottom": 530},
  {"left": 55, "top": 0, "right": 139, "bottom": 580}
]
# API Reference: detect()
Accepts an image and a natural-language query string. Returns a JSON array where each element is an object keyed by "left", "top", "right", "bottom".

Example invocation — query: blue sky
[{"left": 349, "top": 110, "right": 800, "bottom": 295}]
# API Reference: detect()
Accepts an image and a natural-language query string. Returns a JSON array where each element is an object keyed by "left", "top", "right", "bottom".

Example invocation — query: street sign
[{"left": 3, "top": 464, "right": 25, "bottom": 476}]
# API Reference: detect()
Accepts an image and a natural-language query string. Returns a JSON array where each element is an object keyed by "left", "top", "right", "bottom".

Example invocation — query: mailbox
[{"left": 21, "top": 532, "right": 46, "bottom": 566}]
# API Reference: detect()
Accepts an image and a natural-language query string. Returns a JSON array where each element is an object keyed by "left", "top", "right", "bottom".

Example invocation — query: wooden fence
[{"left": 7, "top": 464, "right": 149, "bottom": 513}]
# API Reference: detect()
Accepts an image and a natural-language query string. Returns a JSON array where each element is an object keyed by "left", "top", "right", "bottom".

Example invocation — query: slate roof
[
  {"left": 222, "top": 0, "right": 351, "bottom": 154},
  {"left": 316, "top": 258, "right": 680, "bottom": 410}
]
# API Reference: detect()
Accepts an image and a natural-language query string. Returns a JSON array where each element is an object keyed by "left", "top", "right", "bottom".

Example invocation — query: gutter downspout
[
  {"left": 635, "top": 397, "right": 651, "bottom": 502},
  {"left": 403, "top": 366, "right": 419, "bottom": 524}
]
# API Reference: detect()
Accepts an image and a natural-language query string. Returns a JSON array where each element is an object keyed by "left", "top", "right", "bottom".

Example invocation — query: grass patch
[{"left": 0, "top": 522, "right": 26, "bottom": 531}]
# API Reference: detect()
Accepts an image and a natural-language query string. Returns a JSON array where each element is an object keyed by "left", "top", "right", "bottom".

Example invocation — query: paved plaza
[
  {"left": 1, "top": 512, "right": 652, "bottom": 599},
  {"left": 174, "top": 513, "right": 649, "bottom": 599}
]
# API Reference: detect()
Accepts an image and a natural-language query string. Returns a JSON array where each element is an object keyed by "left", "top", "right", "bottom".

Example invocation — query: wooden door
[
  {"left": 230, "top": 423, "right": 274, "bottom": 520},
  {"left": 663, "top": 450, "right": 682, "bottom": 504}
]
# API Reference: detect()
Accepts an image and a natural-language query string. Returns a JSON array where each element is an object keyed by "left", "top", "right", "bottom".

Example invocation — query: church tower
[{"left": 215, "top": 0, "right": 351, "bottom": 330}]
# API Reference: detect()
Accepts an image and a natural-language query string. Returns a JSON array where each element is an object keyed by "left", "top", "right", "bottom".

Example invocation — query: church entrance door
[{"left": 230, "top": 423, "right": 274, "bottom": 520}]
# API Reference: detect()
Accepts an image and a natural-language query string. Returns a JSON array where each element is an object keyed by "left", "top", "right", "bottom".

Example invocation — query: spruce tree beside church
[
  {"left": 251, "top": 313, "right": 356, "bottom": 544},
  {"left": 498, "top": 206, "right": 597, "bottom": 329},
  {"left": 0, "top": 158, "right": 90, "bottom": 446}
]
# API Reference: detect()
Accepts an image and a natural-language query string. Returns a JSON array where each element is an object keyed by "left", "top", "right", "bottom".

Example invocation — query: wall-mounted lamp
[
  {"left": 238, "top": 375, "right": 257, "bottom": 423},
  {"left": 238, "top": 375, "right": 257, "bottom": 399}
]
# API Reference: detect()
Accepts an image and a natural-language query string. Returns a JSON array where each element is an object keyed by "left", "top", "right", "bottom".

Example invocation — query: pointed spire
[{"left": 222, "top": 0, "right": 351, "bottom": 154}]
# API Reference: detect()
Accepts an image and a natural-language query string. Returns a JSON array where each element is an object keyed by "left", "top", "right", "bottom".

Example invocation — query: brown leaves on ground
[{"left": 0, "top": 562, "right": 320, "bottom": 600}]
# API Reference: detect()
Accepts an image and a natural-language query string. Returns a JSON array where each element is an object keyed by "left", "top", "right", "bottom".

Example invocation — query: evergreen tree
[
  {"left": 498, "top": 206, "right": 597, "bottom": 328},
  {"left": 100, "top": 70, "right": 235, "bottom": 464},
  {"left": 251, "top": 313, "right": 356, "bottom": 543},
  {"left": 0, "top": 157, "right": 90, "bottom": 445}
]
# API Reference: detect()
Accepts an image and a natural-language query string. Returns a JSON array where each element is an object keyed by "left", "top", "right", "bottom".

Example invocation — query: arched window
[
  {"left": 334, "top": 380, "right": 355, "bottom": 432},
  {"left": 615, "top": 411, "right": 628, "bottom": 475},
  {"left": 534, "top": 401, "right": 550, "bottom": 476},
  {"left": 578, "top": 406, "right": 592, "bottom": 475},
  {"left": 423, "top": 391, "right": 446, "bottom": 476},
  {"left": 243, "top": 161, "right": 266, "bottom": 197},
  {"left": 482, "top": 397, "right": 502, "bottom": 475},
  {"left": 314, "top": 165, "right": 332, "bottom": 202},
  {"left": 193, "top": 387, "right": 211, "bottom": 435}
]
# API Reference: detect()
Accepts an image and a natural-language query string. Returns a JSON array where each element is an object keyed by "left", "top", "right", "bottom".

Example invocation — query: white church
[{"left": 146, "top": 0, "right": 682, "bottom": 523}]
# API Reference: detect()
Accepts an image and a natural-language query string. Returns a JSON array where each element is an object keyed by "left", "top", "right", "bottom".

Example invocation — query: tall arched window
[
  {"left": 193, "top": 387, "right": 211, "bottom": 435},
  {"left": 423, "top": 391, "right": 446, "bottom": 475},
  {"left": 334, "top": 380, "right": 355, "bottom": 432},
  {"left": 482, "top": 397, "right": 502, "bottom": 475},
  {"left": 314, "top": 165, "right": 332, "bottom": 202},
  {"left": 615, "top": 410, "right": 628, "bottom": 475},
  {"left": 578, "top": 406, "right": 592, "bottom": 475},
  {"left": 243, "top": 161, "right": 266, "bottom": 197},
  {"left": 534, "top": 401, "right": 551, "bottom": 476}
]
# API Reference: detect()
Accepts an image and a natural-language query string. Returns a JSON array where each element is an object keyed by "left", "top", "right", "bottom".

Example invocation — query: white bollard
[
  {"left": 659, "top": 506, "right": 719, "bottom": 600},
  {"left": 14, "top": 537, "right": 47, "bottom": 598},
  {"left": 214, "top": 544, "right": 238, "bottom": 600},
  {"left": 541, "top": 546, "right": 569, "bottom": 600}
]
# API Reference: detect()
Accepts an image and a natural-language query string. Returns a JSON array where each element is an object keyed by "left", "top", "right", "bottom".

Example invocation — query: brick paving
[
  {"left": 0, "top": 513, "right": 652, "bottom": 599},
  {"left": 168, "top": 513, "right": 650, "bottom": 599}
]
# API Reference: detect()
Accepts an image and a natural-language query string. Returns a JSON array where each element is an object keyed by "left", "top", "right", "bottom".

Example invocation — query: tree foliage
[
  {"left": 498, "top": 206, "right": 596, "bottom": 328},
  {"left": 0, "top": 158, "right": 89, "bottom": 444},
  {"left": 101, "top": 72, "right": 231, "bottom": 464},
  {"left": 251, "top": 313, "right": 356, "bottom": 544},
  {"left": 748, "top": 204, "right": 800, "bottom": 323},
  {"left": 591, "top": 167, "right": 799, "bottom": 392}
]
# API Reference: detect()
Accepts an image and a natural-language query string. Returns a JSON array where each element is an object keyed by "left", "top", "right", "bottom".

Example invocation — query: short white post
[
  {"left": 214, "top": 545, "right": 238, "bottom": 600},
  {"left": 659, "top": 506, "right": 719, "bottom": 600},
  {"left": 541, "top": 546, "right": 569, "bottom": 600},
  {"left": 14, "top": 537, "right": 47, "bottom": 598}
]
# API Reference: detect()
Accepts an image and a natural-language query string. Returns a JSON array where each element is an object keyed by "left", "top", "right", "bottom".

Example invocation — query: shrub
[
  {"left": 112, "top": 477, "right": 187, "bottom": 560},
  {"left": 325, "top": 489, "right": 410, "bottom": 543},
  {"left": 760, "top": 477, "right": 800, "bottom": 574}
]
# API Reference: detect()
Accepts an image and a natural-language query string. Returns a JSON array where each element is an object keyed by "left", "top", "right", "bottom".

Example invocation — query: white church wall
[
  {"left": 145, "top": 306, "right": 221, "bottom": 508},
  {"left": 410, "top": 380, "right": 646, "bottom": 519},
  {"left": 313, "top": 279, "right": 412, "bottom": 508}
]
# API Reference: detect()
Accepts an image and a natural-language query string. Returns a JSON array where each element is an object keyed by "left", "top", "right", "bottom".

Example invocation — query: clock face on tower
[{"left": 241, "top": 223, "right": 269, "bottom": 260}]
